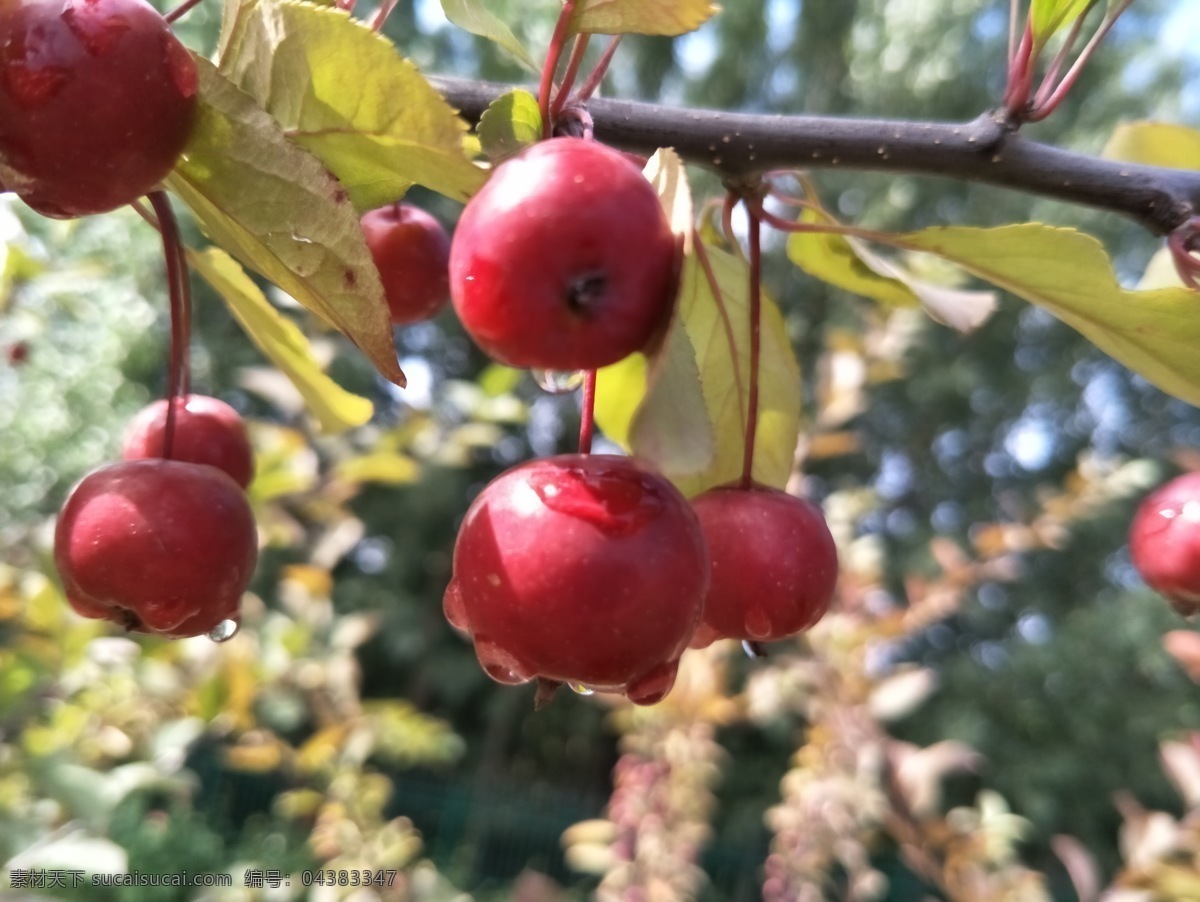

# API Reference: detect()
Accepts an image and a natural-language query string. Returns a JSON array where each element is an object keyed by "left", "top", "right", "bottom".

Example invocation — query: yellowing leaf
[
  {"left": 1030, "top": 0, "right": 1096, "bottom": 46},
  {"left": 1103, "top": 121, "right": 1200, "bottom": 170},
  {"left": 889, "top": 224, "right": 1200, "bottom": 408},
  {"left": 218, "top": 0, "right": 486, "bottom": 207},
  {"left": 333, "top": 452, "right": 421, "bottom": 485},
  {"left": 478, "top": 89, "right": 542, "bottom": 163},
  {"left": 570, "top": 0, "right": 719, "bottom": 35},
  {"left": 597, "top": 150, "right": 799, "bottom": 494},
  {"left": 788, "top": 218, "right": 996, "bottom": 333},
  {"left": 167, "top": 58, "right": 404, "bottom": 387},
  {"left": 441, "top": 0, "right": 538, "bottom": 72},
  {"left": 188, "top": 247, "right": 374, "bottom": 433}
]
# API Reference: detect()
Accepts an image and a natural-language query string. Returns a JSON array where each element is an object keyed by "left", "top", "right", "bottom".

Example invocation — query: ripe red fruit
[
  {"left": 0, "top": 0, "right": 198, "bottom": 218},
  {"left": 443, "top": 454, "right": 708, "bottom": 705},
  {"left": 688, "top": 484, "right": 838, "bottom": 648},
  {"left": 122, "top": 394, "right": 254, "bottom": 490},
  {"left": 448, "top": 137, "right": 677, "bottom": 371},
  {"left": 1130, "top": 472, "right": 1200, "bottom": 616},
  {"left": 54, "top": 459, "right": 258, "bottom": 637},
  {"left": 361, "top": 202, "right": 452, "bottom": 326}
]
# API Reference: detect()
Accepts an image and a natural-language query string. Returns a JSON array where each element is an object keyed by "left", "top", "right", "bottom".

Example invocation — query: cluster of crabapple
[
  {"left": 429, "top": 136, "right": 839, "bottom": 706},
  {"left": 0, "top": 0, "right": 262, "bottom": 639},
  {"left": 55, "top": 395, "right": 258, "bottom": 639}
]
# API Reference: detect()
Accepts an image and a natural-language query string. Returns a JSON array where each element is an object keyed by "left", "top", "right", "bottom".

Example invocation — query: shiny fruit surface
[
  {"left": 1130, "top": 472, "right": 1200, "bottom": 616},
  {"left": 444, "top": 454, "right": 708, "bottom": 704},
  {"left": 689, "top": 484, "right": 838, "bottom": 648},
  {"left": 54, "top": 459, "right": 258, "bottom": 637},
  {"left": 361, "top": 202, "right": 452, "bottom": 326},
  {"left": 0, "top": 0, "right": 198, "bottom": 217},
  {"left": 449, "top": 137, "right": 677, "bottom": 370},
  {"left": 122, "top": 394, "right": 254, "bottom": 489}
]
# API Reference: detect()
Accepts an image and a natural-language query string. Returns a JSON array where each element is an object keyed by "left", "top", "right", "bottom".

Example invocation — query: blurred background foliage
[{"left": 4, "top": 0, "right": 1200, "bottom": 899}]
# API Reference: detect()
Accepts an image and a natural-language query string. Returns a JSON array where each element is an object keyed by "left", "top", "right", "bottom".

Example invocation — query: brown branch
[{"left": 429, "top": 75, "right": 1200, "bottom": 237}]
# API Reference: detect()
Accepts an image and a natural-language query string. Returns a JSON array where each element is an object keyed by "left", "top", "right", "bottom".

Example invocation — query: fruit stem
[
  {"left": 574, "top": 35, "right": 623, "bottom": 104},
  {"left": 369, "top": 0, "right": 399, "bottom": 32},
  {"left": 148, "top": 191, "right": 193, "bottom": 461},
  {"left": 578, "top": 370, "right": 597, "bottom": 454},
  {"left": 550, "top": 35, "right": 591, "bottom": 121},
  {"left": 164, "top": 0, "right": 205, "bottom": 24},
  {"left": 538, "top": 0, "right": 577, "bottom": 138},
  {"left": 740, "top": 200, "right": 763, "bottom": 489}
]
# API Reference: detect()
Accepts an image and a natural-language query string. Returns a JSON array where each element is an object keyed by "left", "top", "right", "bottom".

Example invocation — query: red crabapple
[
  {"left": 444, "top": 454, "right": 708, "bottom": 705},
  {"left": 361, "top": 203, "right": 452, "bottom": 326},
  {"left": 54, "top": 459, "right": 258, "bottom": 638},
  {"left": 688, "top": 483, "right": 838, "bottom": 648},
  {"left": 122, "top": 394, "right": 254, "bottom": 489},
  {"left": 1130, "top": 472, "right": 1200, "bottom": 616},
  {"left": 0, "top": 0, "right": 198, "bottom": 218},
  {"left": 448, "top": 137, "right": 677, "bottom": 371}
]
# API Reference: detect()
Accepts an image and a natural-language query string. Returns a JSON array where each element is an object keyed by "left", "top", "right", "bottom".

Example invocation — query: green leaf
[
  {"left": 570, "top": 0, "right": 719, "bottom": 35},
  {"left": 887, "top": 224, "right": 1200, "bottom": 408},
  {"left": 598, "top": 150, "right": 801, "bottom": 495},
  {"left": 1030, "top": 0, "right": 1097, "bottom": 46},
  {"left": 1103, "top": 121, "right": 1200, "bottom": 170},
  {"left": 788, "top": 215, "right": 996, "bottom": 333},
  {"left": 166, "top": 58, "right": 405, "bottom": 387},
  {"left": 478, "top": 89, "right": 543, "bottom": 163},
  {"left": 441, "top": 0, "right": 539, "bottom": 72},
  {"left": 219, "top": 0, "right": 485, "bottom": 207},
  {"left": 188, "top": 247, "right": 375, "bottom": 433}
]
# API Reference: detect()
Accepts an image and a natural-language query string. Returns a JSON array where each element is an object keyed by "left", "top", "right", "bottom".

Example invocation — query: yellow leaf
[
  {"left": 1103, "top": 121, "right": 1200, "bottom": 170},
  {"left": 570, "top": 0, "right": 719, "bottom": 35},
  {"left": 333, "top": 452, "right": 421, "bottom": 485},
  {"left": 189, "top": 247, "right": 374, "bottom": 433},
  {"left": 890, "top": 224, "right": 1200, "bottom": 408}
]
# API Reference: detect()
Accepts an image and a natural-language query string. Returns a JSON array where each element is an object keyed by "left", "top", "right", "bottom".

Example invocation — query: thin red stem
[
  {"left": 164, "top": 0, "right": 204, "bottom": 24},
  {"left": 574, "top": 35, "right": 623, "bottom": 104},
  {"left": 369, "top": 0, "right": 399, "bottom": 31},
  {"left": 550, "top": 35, "right": 591, "bottom": 120},
  {"left": 538, "top": 0, "right": 577, "bottom": 138},
  {"left": 578, "top": 370, "right": 597, "bottom": 454},
  {"left": 148, "top": 191, "right": 192, "bottom": 461},
  {"left": 741, "top": 203, "right": 763, "bottom": 489},
  {"left": 1031, "top": 9, "right": 1088, "bottom": 106},
  {"left": 1027, "top": 0, "right": 1132, "bottom": 122},
  {"left": 1003, "top": 20, "right": 1036, "bottom": 116},
  {"left": 693, "top": 235, "right": 746, "bottom": 450},
  {"left": 1007, "top": 0, "right": 1019, "bottom": 65}
]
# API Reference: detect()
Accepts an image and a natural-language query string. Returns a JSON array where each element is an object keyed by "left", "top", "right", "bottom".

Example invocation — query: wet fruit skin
[
  {"left": 121, "top": 394, "right": 255, "bottom": 489},
  {"left": 1130, "top": 472, "right": 1200, "bottom": 616},
  {"left": 444, "top": 454, "right": 709, "bottom": 704},
  {"left": 54, "top": 459, "right": 258, "bottom": 638},
  {"left": 448, "top": 137, "right": 677, "bottom": 371},
  {"left": 0, "top": 0, "right": 198, "bottom": 218},
  {"left": 688, "top": 484, "right": 838, "bottom": 648},
  {"left": 361, "top": 203, "right": 452, "bottom": 326}
]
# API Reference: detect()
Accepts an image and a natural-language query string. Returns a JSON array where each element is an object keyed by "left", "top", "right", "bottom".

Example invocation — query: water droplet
[
  {"left": 474, "top": 637, "right": 534, "bottom": 686},
  {"left": 625, "top": 659, "right": 679, "bottom": 706},
  {"left": 532, "top": 369, "right": 585, "bottom": 394},
  {"left": 207, "top": 618, "right": 240, "bottom": 643},
  {"left": 744, "top": 603, "right": 773, "bottom": 640},
  {"left": 569, "top": 683, "right": 594, "bottom": 696},
  {"left": 528, "top": 456, "right": 667, "bottom": 537},
  {"left": 443, "top": 580, "right": 469, "bottom": 630},
  {"left": 742, "top": 640, "right": 767, "bottom": 659}
]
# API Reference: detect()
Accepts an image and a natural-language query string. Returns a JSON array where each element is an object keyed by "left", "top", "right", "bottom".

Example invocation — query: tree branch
[{"left": 430, "top": 75, "right": 1200, "bottom": 237}]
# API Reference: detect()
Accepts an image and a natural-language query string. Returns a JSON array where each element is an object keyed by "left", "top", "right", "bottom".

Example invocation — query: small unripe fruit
[
  {"left": 360, "top": 202, "right": 452, "bottom": 326},
  {"left": 444, "top": 454, "right": 708, "bottom": 705},
  {"left": 449, "top": 137, "right": 677, "bottom": 371},
  {"left": 689, "top": 484, "right": 838, "bottom": 648},
  {"left": 0, "top": 0, "right": 198, "bottom": 218},
  {"left": 54, "top": 459, "right": 258, "bottom": 637},
  {"left": 122, "top": 394, "right": 254, "bottom": 489},
  {"left": 1130, "top": 472, "right": 1200, "bottom": 616}
]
